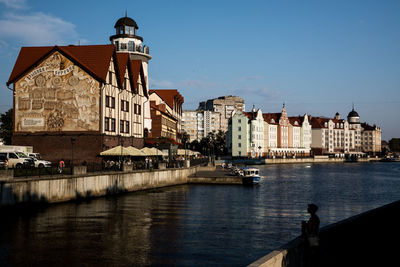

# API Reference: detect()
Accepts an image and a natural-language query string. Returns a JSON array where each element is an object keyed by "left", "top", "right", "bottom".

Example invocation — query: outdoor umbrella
[{"left": 100, "top": 145, "right": 135, "bottom": 156}]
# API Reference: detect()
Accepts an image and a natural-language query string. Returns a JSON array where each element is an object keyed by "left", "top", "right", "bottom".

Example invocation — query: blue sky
[{"left": 0, "top": 0, "right": 399, "bottom": 140}]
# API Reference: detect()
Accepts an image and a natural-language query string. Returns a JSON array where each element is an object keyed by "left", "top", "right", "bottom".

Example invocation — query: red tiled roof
[
  {"left": 243, "top": 111, "right": 254, "bottom": 120},
  {"left": 288, "top": 116, "right": 302, "bottom": 126},
  {"left": 361, "top": 122, "right": 377, "bottom": 131},
  {"left": 149, "top": 89, "right": 184, "bottom": 109},
  {"left": 7, "top": 44, "right": 115, "bottom": 86},
  {"left": 310, "top": 117, "right": 330, "bottom": 128},
  {"left": 129, "top": 60, "right": 142, "bottom": 93},
  {"left": 263, "top": 113, "right": 280, "bottom": 124},
  {"left": 115, "top": 53, "right": 129, "bottom": 88}
]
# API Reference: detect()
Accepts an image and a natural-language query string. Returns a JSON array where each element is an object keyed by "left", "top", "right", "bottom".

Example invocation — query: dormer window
[
  {"left": 270, "top": 119, "right": 275, "bottom": 123},
  {"left": 294, "top": 121, "right": 298, "bottom": 126},
  {"left": 324, "top": 122, "right": 328, "bottom": 127}
]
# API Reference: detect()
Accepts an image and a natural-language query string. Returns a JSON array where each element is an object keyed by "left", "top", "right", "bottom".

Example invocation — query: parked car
[
  {"left": 31, "top": 157, "right": 52, "bottom": 168},
  {"left": 0, "top": 154, "right": 7, "bottom": 168},
  {"left": 0, "top": 151, "right": 34, "bottom": 168},
  {"left": 27, "top": 153, "right": 41, "bottom": 159}
]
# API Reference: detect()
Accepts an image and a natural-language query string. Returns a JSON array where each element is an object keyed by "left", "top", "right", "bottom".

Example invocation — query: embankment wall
[
  {"left": 0, "top": 167, "right": 198, "bottom": 206},
  {"left": 248, "top": 200, "right": 400, "bottom": 267}
]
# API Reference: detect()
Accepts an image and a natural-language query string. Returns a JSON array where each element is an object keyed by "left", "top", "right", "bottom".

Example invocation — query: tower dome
[
  {"left": 114, "top": 16, "right": 138, "bottom": 29},
  {"left": 109, "top": 14, "right": 151, "bottom": 59},
  {"left": 347, "top": 108, "right": 360, "bottom": 124}
]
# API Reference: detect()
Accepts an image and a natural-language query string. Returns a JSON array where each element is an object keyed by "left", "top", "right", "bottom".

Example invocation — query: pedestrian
[
  {"left": 302, "top": 203, "right": 320, "bottom": 267},
  {"left": 58, "top": 159, "right": 65, "bottom": 173}
]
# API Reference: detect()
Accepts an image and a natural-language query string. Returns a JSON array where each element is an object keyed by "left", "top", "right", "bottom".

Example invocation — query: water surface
[{"left": 1, "top": 162, "right": 399, "bottom": 266}]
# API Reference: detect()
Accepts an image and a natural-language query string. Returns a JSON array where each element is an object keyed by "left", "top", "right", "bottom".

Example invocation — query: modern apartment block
[
  {"left": 182, "top": 110, "right": 219, "bottom": 142},
  {"left": 198, "top": 95, "right": 245, "bottom": 133}
]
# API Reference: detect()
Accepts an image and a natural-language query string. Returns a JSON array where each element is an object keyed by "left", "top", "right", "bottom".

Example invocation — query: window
[
  {"left": 238, "top": 143, "right": 241, "bottom": 147},
  {"left": 238, "top": 126, "right": 241, "bottom": 131},
  {"left": 134, "top": 104, "right": 137, "bottom": 114},
  {"left": 106, "top": 96, "right": 110, "bottom": 107},
  {"left": 238, "top": 119, "right": 241, "bottom": 123},
  {"left": 111, "top": 118, "right": 116, "bottom": 132},
  {"left": 125, "top": 121, "right": 129, "bottom": 133},
  {"left": 108, "top": 71, "right": 112, "bottom": 84},
  {"left": 138, "top": 104, "right": 141, "bottom": 115},
  {"left": 238, "top": 135, "right": 241, "bottom": 140},
  {"left": 111, "top": 97, "right": 115, "bottom": 108},
  {"left": 120, "top": 120, "right": 124, "bottom": 133},
  {"left": 128, "top": 41, "right": 134, "bottom": 51},
  {"left": 121, "top": 100, "right": 124, "bottom": 111},
  {"left": 126, "top": 101, "right": 129, "bottom": 112},
  {"left": 105, "top": 117, "right": 109, "bottom": 131}
]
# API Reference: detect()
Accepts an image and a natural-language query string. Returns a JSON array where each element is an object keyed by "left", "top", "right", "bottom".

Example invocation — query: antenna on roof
[
  {"left": 352, "top": 102, "right": 354, "bottom": 110},
  {"left": 125, "top": 9, "right": 127, "bottom": 17}
]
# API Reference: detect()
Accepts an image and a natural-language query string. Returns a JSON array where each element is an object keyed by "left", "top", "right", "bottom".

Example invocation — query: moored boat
[{"left": 240, "top": 167, "right": 261, "bottom": 185}]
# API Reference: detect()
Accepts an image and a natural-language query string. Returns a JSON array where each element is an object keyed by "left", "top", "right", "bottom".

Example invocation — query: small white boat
[{"left": 240, "top": 167, "right": 261, "bottom": 185}]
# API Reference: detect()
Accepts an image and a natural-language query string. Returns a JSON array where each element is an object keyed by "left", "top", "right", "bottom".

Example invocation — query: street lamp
[
  {"left": 258, "top": 145, "right": 262, "bottom": 159},
  {"left": 119, "top": 135, "right": 124, "bottom": 170},
  {"left": 71, "top": 137, "right": 76, "bottom": 171}
]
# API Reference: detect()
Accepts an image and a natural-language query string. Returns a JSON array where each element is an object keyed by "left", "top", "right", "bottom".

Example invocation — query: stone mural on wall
[{"left": 14, "top": 52, "right": 100, "bottom": 132}]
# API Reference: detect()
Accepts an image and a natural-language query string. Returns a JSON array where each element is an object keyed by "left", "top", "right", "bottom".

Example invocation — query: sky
[{"left": 0, "top": 0, "right": 399, "bottom": 140}]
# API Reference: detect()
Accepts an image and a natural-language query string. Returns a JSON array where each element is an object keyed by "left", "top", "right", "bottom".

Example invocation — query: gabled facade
[
  {"left": 245, "top": 109, "right": 264, "bottom": 157},
  {"left": 7, "top": 44, "right": 149, "bottom": 164},
  {"left": 229, "top": 110, "right": 250, "bottom": 157},
  {"left": 149, "top": 89, "right": 184, "bottom": 142}
]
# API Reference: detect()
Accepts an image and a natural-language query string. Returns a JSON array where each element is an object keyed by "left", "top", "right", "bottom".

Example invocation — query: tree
[
  {"left": 0, "top": 108, "right": 13, "bottom": 145},
  {"left": 389, "top": 138, "right": 400, "bottom": 152}
]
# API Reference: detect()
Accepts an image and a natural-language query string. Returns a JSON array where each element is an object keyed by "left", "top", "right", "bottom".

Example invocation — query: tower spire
[{"left": 125, "top": 9, "right": 127, "bottom": 17}]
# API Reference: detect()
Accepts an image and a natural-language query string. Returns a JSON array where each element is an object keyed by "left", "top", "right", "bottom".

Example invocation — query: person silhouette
[{"left": 302, "top": 203, "right": 320, "bottom": 267}]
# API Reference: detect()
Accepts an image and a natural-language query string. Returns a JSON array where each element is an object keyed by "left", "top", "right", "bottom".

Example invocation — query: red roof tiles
[
  {"left": 149, "top": 89, "right": 184, "bottom": 109},
  {"left": 7, "top": 44, "right": 115, "bottom": 86}
]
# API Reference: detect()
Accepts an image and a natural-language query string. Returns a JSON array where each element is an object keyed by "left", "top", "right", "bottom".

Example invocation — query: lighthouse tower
[
  {"left": 109, "top": 14, "right": 152, "bottom": 85},
  {"left": 110, "top": 14, "right": 153, "bottom": 134}
]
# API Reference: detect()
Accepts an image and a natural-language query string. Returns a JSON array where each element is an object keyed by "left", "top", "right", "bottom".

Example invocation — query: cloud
[
  {"left": 234, "top": 86, "right": 283, "bottom": 100},
  {"left": 150, "top": 77, "right": 225, "bottom": 91},
  {"left": 236, "top": 75, "right": 264, "bottom": 82},
  {"left": 0, "top": 12, "right": 81, "bottom": 46},
  {"left": 0, "top": 0, "right": 28, "bottom": 9},
  {"left": 149, "top": 78, "right": 175, "bottom": 88}
]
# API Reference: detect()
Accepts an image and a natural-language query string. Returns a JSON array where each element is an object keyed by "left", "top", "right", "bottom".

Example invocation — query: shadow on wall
[
  {"left": 0, "top": 182, "right": 49, "bottom": 206},
  {"left": 257, "top": 200, "right": 400, "bottom": 267}
]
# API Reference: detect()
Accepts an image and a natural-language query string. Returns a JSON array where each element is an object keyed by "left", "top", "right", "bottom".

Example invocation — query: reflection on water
[{"left": 1, "top": 162, "right": 400, "bottom": 266}]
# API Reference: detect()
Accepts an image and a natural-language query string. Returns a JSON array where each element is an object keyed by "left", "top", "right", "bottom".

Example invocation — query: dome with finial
[
  {"left": 347, "top": 107, "right": 360, "bottom": 124},
  {"left": 114, "top": 16, "right": 138, "bottom": 29},
  {"left": 347, "top": 109, "right": 359, "bottom": 118}
]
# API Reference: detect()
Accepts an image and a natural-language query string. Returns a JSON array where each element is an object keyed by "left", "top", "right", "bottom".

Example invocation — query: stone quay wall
[
  {"left": 248, "top": 200, "right": 400, "bottom": 267},
  {"left": 0, "top": 167, "right": 198, "bottom": 206}
]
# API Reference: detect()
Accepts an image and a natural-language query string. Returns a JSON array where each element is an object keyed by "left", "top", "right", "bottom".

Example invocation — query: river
[{"left": 1, "top": 162, "right": 400, "bottom": 266}]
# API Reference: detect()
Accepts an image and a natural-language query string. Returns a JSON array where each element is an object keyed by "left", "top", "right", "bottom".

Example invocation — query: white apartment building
[
  {"left": 198, "top": 95, "right": 245, "bottom": 133},
  {"left": 182, "top": 110, "right": 219, "bottom": 141}
]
